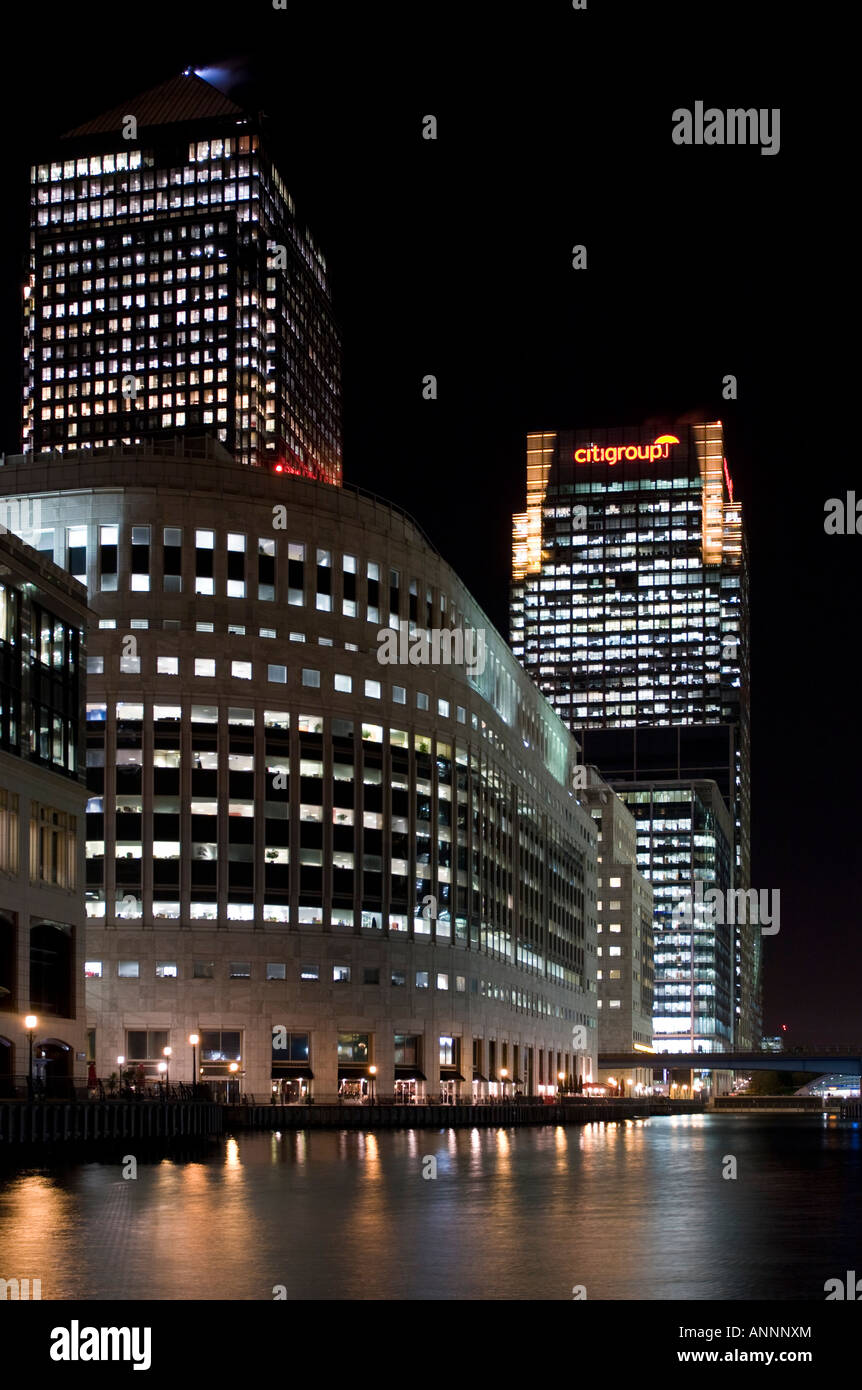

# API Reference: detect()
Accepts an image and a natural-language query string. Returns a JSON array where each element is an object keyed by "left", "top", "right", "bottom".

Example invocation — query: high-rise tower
[
  {"left": 23, "top": 72, "right": 342, "bottom": 481},
  {"left": 511, "top": 419, "right": 757, "bottom": 1051}
]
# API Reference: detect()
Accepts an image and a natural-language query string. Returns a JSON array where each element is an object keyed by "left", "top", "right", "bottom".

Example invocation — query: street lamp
[
  {"left": 368, "top": 1064, "right": 377, "bottom": 1105},
  {"left": 24, "top": 1015, "right": 38, "bottom": 1100},
  {"left": 163, "top": 1045, "right": 172, "bottom": 1091},
  {"left": 189, "top": 1033, "right": 199, "bottom": 1099},
  {"left": 500, "top": 1066, "right": 508, "bottom": 1100},
  {"left": 557, "top": 1069, "right": 565, "bottom": 1101},
  {"left": 229, "top": 1060, "right": 239, "bottom": 1103},
  {"left": 157, "top": 1060, "right": 167, "bottom": 1099}
]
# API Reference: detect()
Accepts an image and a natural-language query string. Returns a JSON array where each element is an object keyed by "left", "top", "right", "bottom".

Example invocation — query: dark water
[{"left": 1, "top": 1114, "right": 859, "bottom": 1300}]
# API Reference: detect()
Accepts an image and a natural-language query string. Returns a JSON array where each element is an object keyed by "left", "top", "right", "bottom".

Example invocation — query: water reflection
[{"left": 0, "top": 1115, "right": 859, "bottom": 1300}]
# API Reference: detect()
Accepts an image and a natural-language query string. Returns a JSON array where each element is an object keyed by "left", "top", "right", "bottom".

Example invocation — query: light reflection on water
[{"left": 0, "top": 1115, "right": 858, "bottom": 1300}]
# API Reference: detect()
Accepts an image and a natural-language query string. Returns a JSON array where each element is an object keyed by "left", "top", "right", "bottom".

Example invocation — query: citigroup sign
[{"left": 574, "top": 434, "right": 680, "bottom": 466}]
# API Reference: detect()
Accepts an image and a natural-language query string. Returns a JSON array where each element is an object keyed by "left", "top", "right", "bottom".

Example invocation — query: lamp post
[
  {"left": 368, "top": 1064, "right": 377, "bottom": 1106},
  {"left": 163, "top": 1045, "right": 172, "bottom": 1093},
  {"left": 25, "top": 1015, "right": 38, "bottom": 1100},
  {"left": 500, "top": 1066, "right": 508, "bottom": 1101},
  {"left": 117, "top": 1055, "right": 125, "bottom": 1094},
  {"left": 189, "top": 1033, "right": 199, "bottom": 1100},
  {"left": 229, "top": 1060, "right": 239, "bottom": 1104},
  {"left": 157, "top": 1060, "right": 167, "bottom": 1099},
  {"left": 558, "top": 1070, "right": 565, "bottom": 1102}
]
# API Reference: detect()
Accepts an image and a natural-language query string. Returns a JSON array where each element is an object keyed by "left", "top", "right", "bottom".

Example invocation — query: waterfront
[{"left": 1, "top": 1114, "right": 858, "bottom": 1301}]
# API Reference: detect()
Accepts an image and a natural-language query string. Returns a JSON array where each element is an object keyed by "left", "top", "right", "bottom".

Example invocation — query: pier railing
[{"left": 0, "top": 1098, "right": 223, "bottom": 1145}]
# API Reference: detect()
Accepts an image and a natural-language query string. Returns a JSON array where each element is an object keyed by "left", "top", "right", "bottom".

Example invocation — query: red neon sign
[
  {"left": 723, "top": 456, "right": 734, "bottom": 503},
  {"left": 574, "top": 434, "right": 680, "bottom": 466}
]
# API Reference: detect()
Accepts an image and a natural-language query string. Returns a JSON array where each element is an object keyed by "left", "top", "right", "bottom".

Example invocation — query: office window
[
  {"left": 84, "top": 960, "right": 102, "bottom": 978},
  {"left": 266, "top": 963, "right": 286, "bottom": 981},
  {"left": 300, "top": 963, "right": 319, "bottom": 981},
  {"left": 342, "top": 554, "right": 357, "bottom": 616},
  {"left": 126, "top": 1029, "right": 169, "bottom": 1060},
  {"left": 315, "top": 549, "right": 332, "bottom": 611},
  {"left": 195, "top": 659, "right": 216, "bottom": 677},
  {"left": 130, "top": 526, "right": 150, "bottom": 591},
  {"left": 118, "top": 960, "right": 139, "bottom": 979},
  {"left": 302, "top": 669, "right": 320, "bottom": 688},
  {"left": 258, "top": 538, "right": 275, "bottom": 601},
  {"left": 288, "top": 542, "right": 305, "bottom": 606},
  {"left": 392, "top": 686, "right": 406, "bottom": 704},
  {"left": 268, "top": 664, "right": 287, "bottom": 684},
  {"left": 195, "top": 529, "right": 215, "bottom": 595},
  {"left": 229, "top": 962, "right": 251, "bottom": 978},
  {"left": 364, "top": 679, "right": 381, "bottom": 699},
  {"left": 163, "top": 527, "right": 182, "bottom": 592},
  {"left": 334, "top": 673, "right": 352, "bottom": 693},
  {"left": 99, "top": 524, "right": 118, "bottom": 591},
  {"left": 232, "top": 661, "right": 252, "bottom": 680},
  {"left": 155, "top": 962, "right": 178, "bottom": 978},
  {"left": 67, "top": 526, "right": 87, "bottom": 583},
  {"left": 30, "top": 803, "right": 76, "bottom": 888},
  {"left": 333, "top": 964, "right": 351, "bottom": 983}
]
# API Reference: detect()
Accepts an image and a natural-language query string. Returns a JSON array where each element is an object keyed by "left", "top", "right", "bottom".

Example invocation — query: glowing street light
[
  {"left": 24, "top": 1015, "right": 38, "bottom": 1100},
  {"left": 189, "top": 1033, "right": 200, "bottom": 1099},
  {"left": 368, "top": 1064, "right": 377, "bottom": 1105}
]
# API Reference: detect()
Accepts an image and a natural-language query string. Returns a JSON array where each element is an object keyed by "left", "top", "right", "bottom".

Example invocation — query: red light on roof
[{"left": 274, "top": 463, "right": 284, "bottom": 473}]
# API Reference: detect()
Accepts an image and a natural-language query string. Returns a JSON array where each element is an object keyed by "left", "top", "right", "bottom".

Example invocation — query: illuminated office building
[
  {"left": 0, "top": 523, "right": 88, "bottom": 1095},
  {"left": 511, "top": 419, "right": 757, "bottom": 1049},
  {"left": 23, "top": 71, "right": 341, "bottom": 481},
  {"left": 1, "top": 442, "right": 597, "bottom": 1100},
  {"left": 580, "top": 771, "right": 654, "bottom": 1084}
]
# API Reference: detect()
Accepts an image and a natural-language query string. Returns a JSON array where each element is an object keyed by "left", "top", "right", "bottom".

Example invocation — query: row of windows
[
  {"left": 0, "top": 793, "right": 77, "bottom": 889},
  {"left": 87, "top": 958, "right": 469, "bottom": 990}
]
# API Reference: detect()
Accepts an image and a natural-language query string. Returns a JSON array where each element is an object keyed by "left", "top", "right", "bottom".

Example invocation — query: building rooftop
[{"left": 62, "top": 72, "right": 245, "bottom": 139}]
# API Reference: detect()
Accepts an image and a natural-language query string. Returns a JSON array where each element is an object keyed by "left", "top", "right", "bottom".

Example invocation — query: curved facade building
[{"left": 1, "top": 440, "right": 598, "bottom": 1100}]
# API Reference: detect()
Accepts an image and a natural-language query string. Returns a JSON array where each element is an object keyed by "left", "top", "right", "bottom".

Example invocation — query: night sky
[{"left": 0, "top": 4, "right": 852, "bottom": 1039}]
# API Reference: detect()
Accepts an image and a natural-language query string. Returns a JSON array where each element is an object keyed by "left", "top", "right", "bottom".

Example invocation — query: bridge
[{"left": 599, "top": 1049, "right": 862, "bottom": 1075}]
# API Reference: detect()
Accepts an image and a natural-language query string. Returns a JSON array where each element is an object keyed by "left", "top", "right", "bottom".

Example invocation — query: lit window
[
  {"left": 268, "top": 664, "right": 287, "bottom": 684},
  {"left": 334, "top": 673, "right": 352, "bottom": 692},
  {"left": 231, "top": 661, "right": 252, "bottom": 680},
  {"left": 302, "top": 669, "right": 320, "bottom": 688},
  {"left": 195, "top": 658, "right": 216, "bottom": 677},
  {"left": 157, "top": 656, "right": 179, "bottom": 675}
]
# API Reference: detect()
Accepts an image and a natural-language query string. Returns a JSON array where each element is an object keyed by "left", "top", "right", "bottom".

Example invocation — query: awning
[
  {"left": 271, "top": 1065, "right": 314, "bottom": 1079},
  {"left": 472, "top": 1071, "right": 487, "bottom": 1082},
  {"left": 338, "top": 1065, "right": 370, "bottom": 1079},
  {"left": 440, "top": 1070, "right": 465, "bottom": 1081},
  {"left": 395, "top": 1066, "right": 426, "bottom": 1080}
]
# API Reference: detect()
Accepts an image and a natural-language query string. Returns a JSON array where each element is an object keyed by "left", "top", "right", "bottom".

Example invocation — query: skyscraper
[
  {"left": 511, "top": 419, "right": 758, "bottom": 1050},
  {"left": 23, "top": 71, "right": 342, "bottom": 481},
  {"left": 3, "top": 76, "right": 599, "bottom": 1101}
]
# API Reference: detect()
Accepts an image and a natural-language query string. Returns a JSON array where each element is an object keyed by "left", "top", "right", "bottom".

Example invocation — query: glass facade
[
  {"left": 23, "top": 74, "right": 341, "bottom": 482},
  {"left": 511, "top": 420, "right": 757, "bottom": 1048}
]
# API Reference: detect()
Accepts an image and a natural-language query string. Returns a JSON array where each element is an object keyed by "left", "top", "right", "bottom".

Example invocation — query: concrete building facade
[
  {"left": 580, "top": 772, "right": 654, "bottom": 1090},
  {"left": 0, "top": 524, "right": 88, "bottom": 1095},
  {"left": 1, "top": 441, "right": 598, "bottom": 1101}
]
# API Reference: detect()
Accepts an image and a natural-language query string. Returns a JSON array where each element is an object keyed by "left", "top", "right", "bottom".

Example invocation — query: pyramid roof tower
[{"left": 62, "top": 72, "right": 244, "bottom": 139}]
